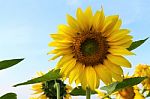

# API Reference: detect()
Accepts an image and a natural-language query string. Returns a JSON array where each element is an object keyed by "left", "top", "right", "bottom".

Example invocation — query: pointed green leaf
[
  {"left": 101, "top": 77, "right": 146, "bottom": 94},
  {"left": 70, "top": 86, "right": 97, "bottom": 96},
  {"left": 100, "top": 82, "right": 118, "bottom": 94},
  {"left": 0, "top": 58, "right": 24, "bottom": 70},
  {"left": 14, "top": 69, "right": 60, "bottom": 87},
  {"left": 0, "top": 93, "right": 17, "bottom": 99},
  {"left": 128, "top": 37, "right": 149, "bottom": 51}
]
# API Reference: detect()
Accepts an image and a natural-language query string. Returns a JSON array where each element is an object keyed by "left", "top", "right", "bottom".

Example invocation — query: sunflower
[
  {"left": 134, "top": 64, "right": 150, "bottom": 90},
  {"left": 95, "top": 85, "right": 144, "bottom": 99},
  {"left": 116, "top": 86, "right": 144, "bottom": 99},
  {"left": 30, "top": 72, "right": 72, "bottom": 99},
  {"left": 49, "top": 6, "right": 134, "bottom": 90},
  {"left": 116, "top": 75, "right": 145, "bottom": 99}
]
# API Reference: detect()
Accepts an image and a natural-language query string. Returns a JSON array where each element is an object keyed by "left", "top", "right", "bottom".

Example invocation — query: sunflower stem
[
  {"left": 55, "top": 80, "right": 60, "bottom": 99},
  {"left": 86, "top": 87, "right": 91, "bottom": 99}
]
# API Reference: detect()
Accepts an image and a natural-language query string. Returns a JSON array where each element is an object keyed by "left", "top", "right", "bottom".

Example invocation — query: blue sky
[{"left": 0, "top": 0, "right": 150, "bottom": 99}]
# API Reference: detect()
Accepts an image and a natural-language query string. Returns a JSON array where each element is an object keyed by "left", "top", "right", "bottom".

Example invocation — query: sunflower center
[
  {"left": 119, "top": 87, "right": 135, "bottom": 99},
  {"left": 81, "top": 39, "right": 99, "bottom": 56},
  {"left": 73, "top": 31, "right": 109, "bottom": 66}
]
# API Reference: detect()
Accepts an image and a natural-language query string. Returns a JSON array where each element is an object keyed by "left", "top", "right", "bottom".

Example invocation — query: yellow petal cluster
[{"left": 134, "top": 64, "right": 150, "bottom": 90}]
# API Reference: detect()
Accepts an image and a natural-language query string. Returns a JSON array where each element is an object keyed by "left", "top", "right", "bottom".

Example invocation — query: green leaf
[
  {"left": 0, "top": 93, "right": 17, "bottom": 99},
  {"left": 70, "top": 86, "right": 97, "bottom": 96},
  {"left": 14, "top": 69, "right": 60, "bottom": 87},
  {"left": 100, "top": 82, "right": 118, "bottom": 95},
  {"left": 0, "top": 58, "right": 24, "bottom": 70},
  {"left": 128, "top": 37, "right": 149, "bottom": 51},
  {"left": 101, "top": 77, "right": 146, "bottom": 94}
]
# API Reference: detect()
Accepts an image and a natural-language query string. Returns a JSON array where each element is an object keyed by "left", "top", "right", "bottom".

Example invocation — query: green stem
[
  {"left": 55, "top": 81, "right": 60, "bottom": 99},
  {"left": 86, "top": 87, "right": 91, "bottom": 99}
]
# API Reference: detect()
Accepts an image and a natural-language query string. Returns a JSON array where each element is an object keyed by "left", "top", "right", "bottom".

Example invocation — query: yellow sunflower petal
[
  {"left": 96, "top": 76, "right": 100, "bottom": 88},
  {"left": 33, "top": 89, "right": 43, "bottom": 94},
  {"left": 85, "top": 66, "right": 97, "bottom": 90},
  {"left": 108, "top": 47, "right": 135, "bottom": 55},
  {"left": 38, "top": 94, "right": 47, "bottom": 99},
  {"left": 94, "top": 64, "right": 112, "bottom": 85},
  {"left": 84, "top": 6, "right": 93, "bottom": 28},
  {"left": 48, "top": 48, "right": 71, "bottom": 54},
  {"left": 107, "top": 29, "right": 130, "bottom": 41},
  {"left": 113, "top": 19, "right": 122, "bottom": 31},
  {"left": 104, "top": 60, "right": 123, "bottom": 75},
  {"left": 48, "top": 49, "right": 60, "bottom": 54},
  {"left": 67, "top": 14, "right": 79, "bottom": 30},
  {"left": 75, "top": 78, "right": 81, "bottom": 86},
  {"left": 56, "top": 54, "right": 74, "bottom": 69},
  {"left": 60, "top": 58, "right": 76, "bottom": 76},
  {"left": 85, "top": 6, "right": 93, "bottom": 19},
  {"left": 69, "top": 62, "right": 84, "bottom": 84},
  {"left": 101, "top": 15, "right": 119, "bottom": 35},
  {"left": 95, "top": 89, "right": 106, "bottom": 97},
  {"left": 58, "top": 24, "right": 76, "bottom": 37},
  {"left": 108, "top": 35, "right": 133, "bottom": 46},
  {"left": 32, "top": 83, "right": 42, "bottom": 90},
  {"left": 50, "top": 33, "right": 72, "bottom": 41},
  {"left": 111, "top": 40, "right": 132, "bottom": 49},
  {"left": 48, "top": 41, "right": 72, "bottom": 47},
  {"left": 64, "top": 94, "right": 71, "bottom": 99},
  {"left": 103, "top": 16, "right": 121, "bottom": 37},
  {"left": 111, "top": 72, "right": 123, "bottom": 82},
  {"left": 79, "top": 67, "right": 87, "bottom": 90},
  {"left": 49, "top": 51, "right": 68, "bottom": 60},
  {"left": 76, "top": 8, "right": 88, "bottom": 30},
  {"left": 93, "top": 9, "right": 105, "bottom": 31},
  {"left": 120, "top": 40, "right": 132, "bottom": 48},
  {"left": 29, "top": 97, "right": 37, "bottom": 99},
  {"left": 49, "top": 47, "right": 73, "bottom": 60},
  {"left": 134, "top": 89, "right": 145, "bottom": 99},
  {"left": 36, "top": 72, "right": 44, "bottom": 77},
  {"left": 107, "top": 54, "right": 131, "bottom": 68},
  {"left": 103, "top": 19, "right": 122, "bottom": 37}
]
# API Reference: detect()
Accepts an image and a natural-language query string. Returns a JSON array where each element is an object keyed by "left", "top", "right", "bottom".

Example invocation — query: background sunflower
[{"left": 30, "top": 72, "right": 72, "bottom": 99}]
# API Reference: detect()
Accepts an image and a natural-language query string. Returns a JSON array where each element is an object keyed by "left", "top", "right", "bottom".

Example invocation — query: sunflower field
[{"left": 0, "top": 1, "right": 150, "bottom": 99}]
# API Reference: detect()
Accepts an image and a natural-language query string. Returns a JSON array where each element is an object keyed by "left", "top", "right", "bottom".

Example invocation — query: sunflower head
[
  {"left": 134, "top": 64, "right": 150, "bottom": 90},
  {"left": 116, "top": 86, "right": 144, "bottom": 99},
  {"left": 117, "top": 87, "right": 135, "bottom": 99},
  {"left": 116, "top": 76, "right": 145, "bottom": 99},
  {"left": 30, "top": 72, "right": 72, "bottom": 99},
  {"left": 49, "top": 6, "right": 133, "bottom": 90}
]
